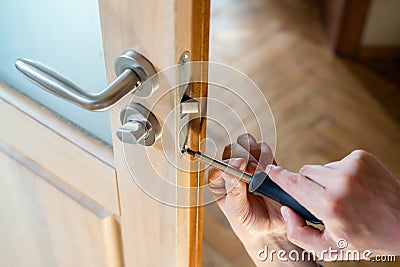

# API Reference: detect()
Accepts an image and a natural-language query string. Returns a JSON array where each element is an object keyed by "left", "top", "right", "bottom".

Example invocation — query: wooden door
[
  {"left": 0, "top": 0, "right": 210, "bottom": 266},
  {"left": 101, "top": 0, "right": 209, "bottom": 266}
]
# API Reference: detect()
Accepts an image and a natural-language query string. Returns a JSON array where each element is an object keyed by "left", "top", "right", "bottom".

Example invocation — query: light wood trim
[
  {"left": 322, "top": 0, "right": 371, "bottom": 57},
  {"left": 103, "top": 216, "right": 124, "bottom": 267},
  {"left": 187, "top": 1, "right": 210, "bottom": 266},
  {"left": 0, "top": 83, "right": 119, "bottom": 215},
  {"left": 359, "top": 46, "right": 400, "bottom": 59}
]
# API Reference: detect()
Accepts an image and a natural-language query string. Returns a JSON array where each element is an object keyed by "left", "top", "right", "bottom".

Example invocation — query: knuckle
[
  {"left": 207, "top": 170, "right": 221, "bottom": 182},
  {"left": 341, "top": 172, "right": 360, "bottom": 188},
  {"left": 227, "top": 187, "right": 242, "bottom": 197},
  {"left": 207, "top": 171, "right": 217, "bottom": 182},
  {"left": 222, "top": 159, "right": 231, "bottom": 164},
  {"left": 287, "top": 174, "right": 299, "bottom": 186},
  {"left": 259, "top": 142, "right": 273, "bottom": 157},
  {"left": 326, "top": 191, "right": 346, "bottom": 215},
  {"left": 350, "top": 149, "right": 371, "bottom": 161},
  {"left": 208, "top": 180, "right": 222, "bottom": 190},
  {"left": 259, "top": 142, "right": 271, "bottom": 151},
  {"left": 325, "top": 175, "right": 356, "bottom": 216},
  {"left": 270, "top": 165, "right": 284, "bottom": 174},
  {"left": 238, "top": 133, "right": 250, "bottom": 139},
  {"left": 231, "top": 143, "right": 242, "bottom": 151},
  {"left": 327, "top": 197, "right": 343, "bottom": 215},
  {"left": 299, "top": 164, "right": 311, "bottom": 174},
  {"left": 323, "top": 189, "right": 350, "bottom": 216}
]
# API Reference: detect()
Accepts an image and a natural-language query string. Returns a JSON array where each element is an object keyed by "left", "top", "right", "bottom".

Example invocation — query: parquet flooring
[{"left": 203, "top": 0, "right": 400, "bottom": 266}]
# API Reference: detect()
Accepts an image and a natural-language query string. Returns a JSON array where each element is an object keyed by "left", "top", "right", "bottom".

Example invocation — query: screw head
[{"left": 179, "top": 51, "right": 190, "bottom": 64}]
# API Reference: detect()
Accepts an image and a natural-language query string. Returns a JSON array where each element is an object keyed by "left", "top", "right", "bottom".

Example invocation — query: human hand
[
  {"left": 268, "top": 150, "right": 400, "bottom": 258},
  {"left": 208, "top": 134, "right": 316, "bottom": 266},
  {"left": 208, "top": 133, "right": 283, "bottom": 238}
]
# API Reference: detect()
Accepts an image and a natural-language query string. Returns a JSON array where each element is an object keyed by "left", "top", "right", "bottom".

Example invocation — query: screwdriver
[{"left": 182, "top": 148, "right": 322, "bottom": 224}]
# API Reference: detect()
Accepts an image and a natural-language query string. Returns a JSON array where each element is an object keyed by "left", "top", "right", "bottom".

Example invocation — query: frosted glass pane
[{"left": 0, "top": 0, "right": 112, "bottom": 144}]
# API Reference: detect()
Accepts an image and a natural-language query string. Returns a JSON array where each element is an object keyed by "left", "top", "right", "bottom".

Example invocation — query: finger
[
  {"left": 208, "top": 168, "right": 226, "bottom": 197},
  {"left": 267, "top": 165, "right": 326, "bottom": 218},
  {"left": 236, "top": 134, "right": 275, "bottom": 171},
  {"left": 324, "top": 161, "right": 341, "bottom": 169},
  {"left": 299, "top": 164, "right": 340, "bottom": 188},
  {"left": 340, "top": 150, "right": 371, "bottom": 165},
  {"left": 219, "top": 158, "right": 249, "bottom": 215},
  {"left": 208, "top": 158, "right": 246, "bottom": 195},
  {"left": 327, "top": 150, "right": 367, "bottom": 175},
  {"left": 281, "top": 206, "right": 329, "bottom": 255},
  {"left": 222, "top": 142, "right": 256, "bottom": 162},
  {"left": 236, "top": 134, "right": 274, "bottom": 166},
  {"left": 256, "top": 142, "right": 274, "bottom": 170},
  {"left": 237, "top": 133, "right": 260, "bottom": 158},
  {"left": 222, "top": 143, "right": 258, "bottom": 173}
]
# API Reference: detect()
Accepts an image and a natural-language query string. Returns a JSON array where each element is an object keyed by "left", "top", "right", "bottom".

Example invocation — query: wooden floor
[{"left": 202, "top": 0, "right": 400, "bottom": 266}]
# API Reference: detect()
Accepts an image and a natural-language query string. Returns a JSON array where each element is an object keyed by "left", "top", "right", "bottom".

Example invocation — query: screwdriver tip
[{"left": 181, "top": 146, "right": 197, "bottom": 156}]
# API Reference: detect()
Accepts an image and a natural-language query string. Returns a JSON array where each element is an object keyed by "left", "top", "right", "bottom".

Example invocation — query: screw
[{"left": 179, "top": 51, "right": 190, "bottom": 64}]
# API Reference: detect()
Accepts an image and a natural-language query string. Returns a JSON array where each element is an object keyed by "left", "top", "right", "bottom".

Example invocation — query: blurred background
[{"left": 203, "top": 0, "right": 400, "bottom": 266}]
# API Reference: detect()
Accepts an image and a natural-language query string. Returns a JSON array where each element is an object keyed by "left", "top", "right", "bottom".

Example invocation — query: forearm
[{"left": 243, "top": 234, "right": 317, "bottom": 267}]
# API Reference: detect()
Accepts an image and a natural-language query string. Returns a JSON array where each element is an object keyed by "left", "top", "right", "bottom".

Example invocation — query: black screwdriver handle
[{"left": 248, "top": 171, "right": 323, "bottom": 224}]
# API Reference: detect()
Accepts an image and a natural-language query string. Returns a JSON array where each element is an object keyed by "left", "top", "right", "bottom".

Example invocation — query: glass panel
[{"left": 0, "top": 0, "right": 112, "bottom": 144}]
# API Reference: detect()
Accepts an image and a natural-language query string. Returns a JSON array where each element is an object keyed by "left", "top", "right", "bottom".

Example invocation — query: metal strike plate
[
  {"left": 178, "top": 51, "right": 198, "bottom": 150},
  {"left": 180, "top": 94, "right": 199, "bottom": 114}
]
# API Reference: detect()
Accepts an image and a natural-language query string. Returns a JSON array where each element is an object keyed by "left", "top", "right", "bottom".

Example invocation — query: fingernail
[
  {"left": 281, "top": 206, "right": 289, "bottom": 222},
  {"left": 230, "top": 158, "right": 245, "bottom": 168}
]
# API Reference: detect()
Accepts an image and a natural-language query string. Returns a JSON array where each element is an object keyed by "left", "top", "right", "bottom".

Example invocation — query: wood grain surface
[{"left": 203, "top": 0, "right": 400, "bottom": 266}]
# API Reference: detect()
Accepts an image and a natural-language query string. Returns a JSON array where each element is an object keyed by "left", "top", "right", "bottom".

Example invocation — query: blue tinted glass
[{"left": 0, "top": 0, "right": 112, "bottom": 144}]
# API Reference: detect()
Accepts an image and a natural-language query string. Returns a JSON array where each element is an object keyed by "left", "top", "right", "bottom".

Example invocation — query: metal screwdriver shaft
[
  {"left": 182, "top": 147, "right": 323, "bottom": 224},
  {"left": 182, "top": 148, "right": 252, "bottom": 183}
]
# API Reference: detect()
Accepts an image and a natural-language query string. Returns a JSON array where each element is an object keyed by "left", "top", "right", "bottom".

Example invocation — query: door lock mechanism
[{"left": 116, "top": 103, "right": 161, "bottom": 146}]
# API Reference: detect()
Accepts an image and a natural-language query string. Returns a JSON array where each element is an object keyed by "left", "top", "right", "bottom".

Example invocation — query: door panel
[
  {"left": 0, "top": 150, "right": 122, "bottom": 267},
  {"left": 98, "top": 0, "right": 209, "bottom": 266},
  {"left": 0, "top": 83, "right": 119, "bottom": 214}
]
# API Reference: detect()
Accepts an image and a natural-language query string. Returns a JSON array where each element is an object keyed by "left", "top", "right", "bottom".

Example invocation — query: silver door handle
[{"left": 15, "top": 50, "right": 158, "bottom": 111}]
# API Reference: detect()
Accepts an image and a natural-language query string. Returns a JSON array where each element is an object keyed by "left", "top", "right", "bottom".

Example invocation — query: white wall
[{"left": 362, "top": 0, "right": 400, "bottom": 46}]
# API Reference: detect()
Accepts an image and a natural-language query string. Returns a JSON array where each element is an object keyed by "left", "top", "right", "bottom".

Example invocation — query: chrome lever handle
[{"left": 14, "top": 50, "right": 158, "bottom": 111}]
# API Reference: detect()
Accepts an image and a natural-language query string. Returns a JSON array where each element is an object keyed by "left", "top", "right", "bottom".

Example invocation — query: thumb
[
  {"left": 223, "top": 158, "right": 248, "bottom": 213},
  {"left": 281, "top": 206, "right": 328, "bottom": 254}
]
